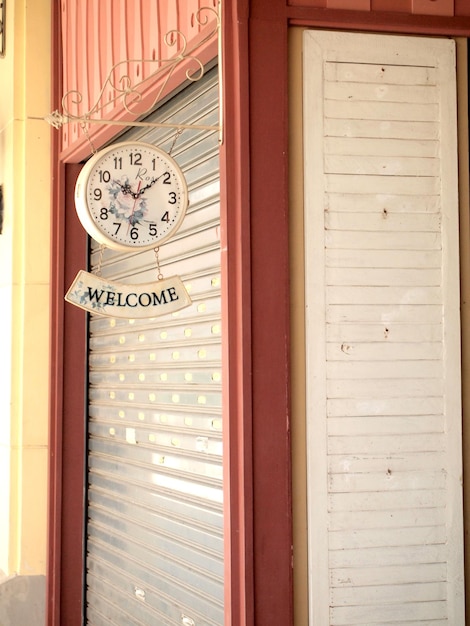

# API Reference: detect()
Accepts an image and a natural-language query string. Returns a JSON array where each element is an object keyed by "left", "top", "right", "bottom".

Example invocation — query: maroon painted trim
[
  {"left": 47, "top": 9, "right": 88, "bottom": 617},
  {"left": 222, "top": 1, "right": 295, "bottom": 622},
  {"left": 221, "top": 1, "right": 254, "bottom": 624},
  {"left": 47, "top": 0, "right": 66, "bottom": 622},
  {"left": 46, "top": 156, "right": 65, "bottom": 624},
  {"left": 46, "top": 0, "right": 87, "bottom": 626},
  {"left": 48, "top": 162, "right": 88, "bottom": 626},
  {"left": 59, "top": 164, "right": 88, "bottom": 625},
  {"left": 248, "top": 3, "right": 294, "bottom": 624},
  {"left": 238, "top": 3, "right": 470, "bottom": 624},
  {"left": 286, "top": 5, "right": 470, "bottom": 34}
]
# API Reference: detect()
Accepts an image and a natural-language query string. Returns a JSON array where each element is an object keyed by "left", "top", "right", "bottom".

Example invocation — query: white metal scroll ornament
[{"left": 40, "top": 5, "right": 223, "bottom": 144}]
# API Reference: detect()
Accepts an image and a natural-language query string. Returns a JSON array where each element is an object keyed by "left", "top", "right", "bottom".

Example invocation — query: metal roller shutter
[{"left": 84, "top": 68, "right": 223, "bottom": 626}]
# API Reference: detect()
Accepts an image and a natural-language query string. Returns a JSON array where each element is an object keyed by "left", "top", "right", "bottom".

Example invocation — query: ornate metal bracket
[{"left": 39, "top": 4, "right": 223, "bottom": 143}]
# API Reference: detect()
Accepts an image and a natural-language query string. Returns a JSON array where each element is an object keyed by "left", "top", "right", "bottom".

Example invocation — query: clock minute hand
[{"left": 140, "top": 178, "right": 157, "bottom": 194}]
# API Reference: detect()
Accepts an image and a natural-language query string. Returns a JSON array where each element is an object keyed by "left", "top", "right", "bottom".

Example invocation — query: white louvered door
[{"left": 303, "top": 31, "right": 464, "bottom": 624}]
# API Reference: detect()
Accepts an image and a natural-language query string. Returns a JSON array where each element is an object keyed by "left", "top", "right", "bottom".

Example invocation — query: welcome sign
[{"left": 65, "top": 270, "right": 192, "bottom": 318}]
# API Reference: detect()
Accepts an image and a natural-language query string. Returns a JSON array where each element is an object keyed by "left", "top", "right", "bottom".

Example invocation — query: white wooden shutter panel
[
  {"left": 85, "top": 70, "right": 223, "bottom": 626},
  {"left": 303, "top": 31, "right": 464, "bottom": 625}
]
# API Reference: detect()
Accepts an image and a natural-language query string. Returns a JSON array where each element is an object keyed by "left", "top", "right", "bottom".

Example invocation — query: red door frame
[
  {"left": 224, "top": 2, "right": 294, "bottom": 623},
  {"left": 222, "top": 2, "right": 470, "bottom": 625},
  {"left": 48, "top": 3, "right": 88, "bottom": 623},
  {"left": 48, "top": 1, "right": 470, "bottom": 625},
  {"left": 220, "top": 3, "right": 255, "bottom": 624},
  {"left": 48, "top": 163, "right": 87, "bottom": 626}
]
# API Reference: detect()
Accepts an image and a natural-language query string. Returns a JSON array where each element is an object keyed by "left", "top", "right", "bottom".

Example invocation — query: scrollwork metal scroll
[{"left": 42, "top": 5, "right": 222, "bottom": 142}]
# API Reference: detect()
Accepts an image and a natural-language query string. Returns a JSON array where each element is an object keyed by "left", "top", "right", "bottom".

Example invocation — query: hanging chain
[
  {"left": 154, "top": 247, "right": 163, "bottom": 281},
  {"left": 168, "top": 128, "right": 183, "bottom": 155},
  {"left": 151, "top": 129, "right": 183, "bottom": 281},
  {"left": 94, "top": 244, "right": 105, "bottom": 276},
  {"left": 82, "top": 122, "right": 101, "bottom": 275},
  {"left": 80, "top": 121, "right": 98, "bottom": 155}
]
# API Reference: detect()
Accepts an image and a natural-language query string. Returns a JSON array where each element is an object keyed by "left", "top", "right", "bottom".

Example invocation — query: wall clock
[{"left": 74, "top": 141, "right": 189, "bottom": 251}]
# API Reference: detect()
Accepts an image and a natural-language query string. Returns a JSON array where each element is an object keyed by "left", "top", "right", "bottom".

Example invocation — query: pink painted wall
[{"left": 59, "top": 0, "right": 218, "bottom": 161}]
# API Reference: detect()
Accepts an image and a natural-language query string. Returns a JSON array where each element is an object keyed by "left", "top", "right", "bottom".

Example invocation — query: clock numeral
[
  {"left": 100, "top": 208, "right": 109, "bottom": 220},
  {"left": 98, "top": 170, "right": 111, "bottom": 183},
  {"left": 162, "top": 172, "right": 171, "bottom": 185},
  {"left": 129, "top": 152, "right": 142, "bottom": 166},
  {"left": 93, "top": 189, "right": 102, "bottom": 201},
  {"left": 114, "top": 157, "right": 122, "bottom": 169},
  {"left": 113, "top": 222, "right": 121, "bottom": 235},
  {"left": 130, "top": 227, "right": 139, "bottom": 240},
  {"left": 161, "top": 211, "right": 170, "bottom": 223},
  {"left": 149, "top": 223, "right": 157, "bottom": 237},
  {"left": 168, "top": 192, "right": 177, "bottom": 205}
]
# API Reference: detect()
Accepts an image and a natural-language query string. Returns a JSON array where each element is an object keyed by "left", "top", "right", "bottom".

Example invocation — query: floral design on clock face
[
  {"left": 78, "top": 142, "right": 188, "bottom": 250},
  {"left": 107, "top": 176, "right": 150, "bottom": 225}
]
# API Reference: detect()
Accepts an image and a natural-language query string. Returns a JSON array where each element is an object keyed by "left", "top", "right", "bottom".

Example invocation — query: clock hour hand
[
  {"left": 113, "top": 180, "right": 134, "bottom": 196},
  {"left": 113, "top": 181, "right": 145, "bottom": 201},
  {"left": 116, "top": 179, "right": 155, "bottom": 200}
]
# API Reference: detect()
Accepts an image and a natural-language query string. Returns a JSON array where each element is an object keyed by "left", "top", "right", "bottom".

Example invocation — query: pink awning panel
[{"left": 60, "top": 0, "right": 218, "bottom": 161}]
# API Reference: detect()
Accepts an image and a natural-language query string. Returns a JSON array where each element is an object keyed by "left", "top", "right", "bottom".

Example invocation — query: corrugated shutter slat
[{"left": 85, "top": 69, "right": 223, "bottom": 626}]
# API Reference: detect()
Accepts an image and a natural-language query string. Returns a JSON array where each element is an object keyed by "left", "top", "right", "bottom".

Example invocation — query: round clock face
[{"left": 75, "top": 141, "right": 189, "bottom": 251}]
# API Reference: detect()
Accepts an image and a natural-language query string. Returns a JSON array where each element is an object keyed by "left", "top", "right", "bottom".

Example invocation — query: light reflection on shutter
[{"left": 85, "top": 69, "right": 223, "bottom": 626}]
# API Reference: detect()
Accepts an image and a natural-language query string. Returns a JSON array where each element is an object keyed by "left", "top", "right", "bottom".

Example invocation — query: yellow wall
[{"left": 0, "top": 0, "right": 51, "bottom": 576}]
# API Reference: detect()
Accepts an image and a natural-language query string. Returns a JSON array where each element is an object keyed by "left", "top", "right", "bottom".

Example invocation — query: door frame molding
[{"left": 48, "top": 1, "right": 470, "bottom": 625}]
